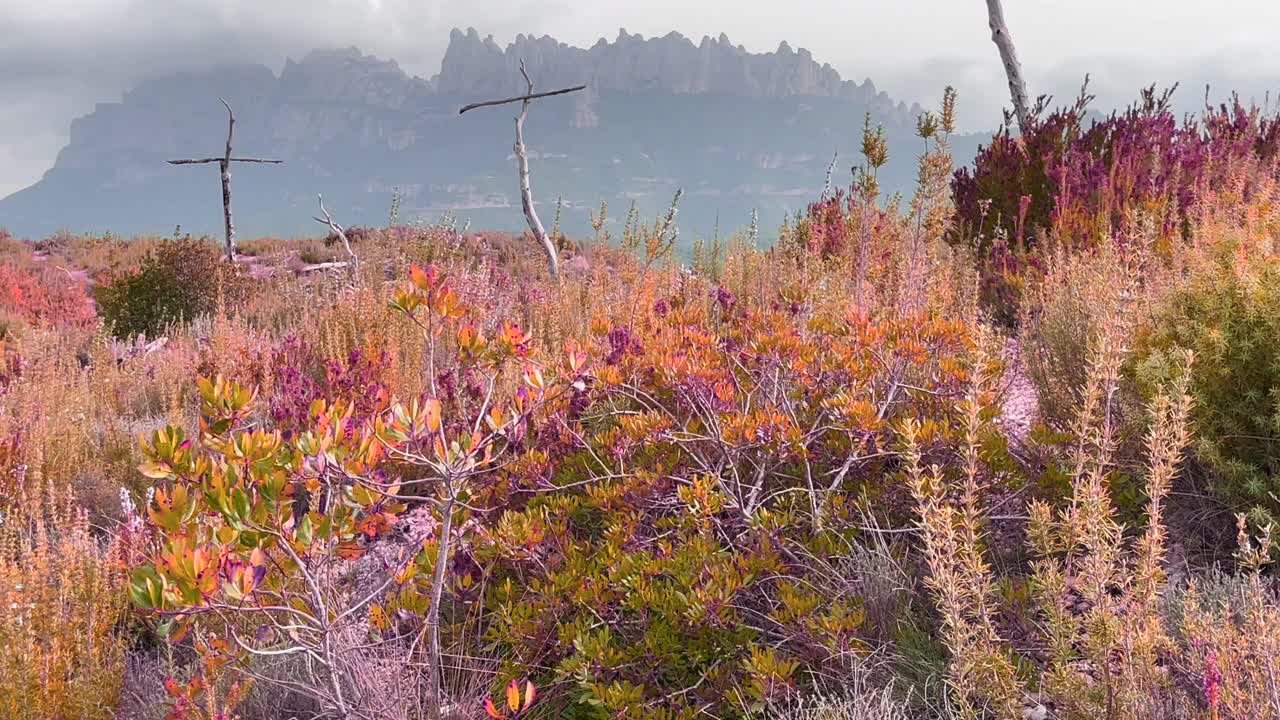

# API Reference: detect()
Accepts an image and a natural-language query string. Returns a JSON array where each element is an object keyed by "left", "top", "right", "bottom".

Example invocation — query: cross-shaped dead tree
[
  {"left": 459, "top": 61, "right": 586, "bottom": 280},
  {"left": 169, "top": 99, "right": 282, "bottom": 260}
]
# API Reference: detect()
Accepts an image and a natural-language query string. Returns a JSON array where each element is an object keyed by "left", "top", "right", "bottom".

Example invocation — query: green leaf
[{"left": 296, "top": 514, "right": 313, "bottom": 545}]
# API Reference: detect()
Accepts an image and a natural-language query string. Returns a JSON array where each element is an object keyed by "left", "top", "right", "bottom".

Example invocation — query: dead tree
[
  {"left": 169, "top": 99, "right": 282, "bottom": 260},
  {"left": 985, "top": 0, "right": 1032, "bottom": 133},
  {"left": 313, "top": 194, "right": 360, "bottom": 280},
  {"left": 459, "top": 61, "right": 586, "bottom": 280}
]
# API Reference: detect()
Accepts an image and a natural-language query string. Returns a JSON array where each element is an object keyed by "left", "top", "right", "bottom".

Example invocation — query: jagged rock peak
[
  {"left": 435, "top": 26, "right": 902, "bottom": 105},
  {"left": 280, "top": 46, "right": 430, "bottom": 108}
]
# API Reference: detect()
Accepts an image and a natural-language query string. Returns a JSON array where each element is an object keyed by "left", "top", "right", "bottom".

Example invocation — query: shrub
[
  {"left": 0, "top": 259, "right": 96, "bottom": 330},
  {"left": 263, "top": 335, "right": 390, "bottom": 435},
  {"left": 1020, "top": 239, "right": 1153, "bottom": 446},
  {"left": 95, "top": 238, "right": 247, "bottom": 339},
  {"left": 130, "top": 267, "right": 566, "bottom": 720},
  {"left": 475, "top": 272, "right": 988, "bottom": 715},
  {"left": 127, "top": 259, "right": 993, "bottom": 719},
  {"left": 955, "top": 86, "right": 1280, "bottom": 253},
  {"left": 911, "top": 286, "right": 1280, "bottom": 719},
  {"left": 953, "top": 85, "right": 1280, "bottom": 321},
  {"left": 1134, "top": 226, "right": 1280, "bottom": 527},
  {"left": 298, "top": 244, "right": 343, "bottom": 266}
]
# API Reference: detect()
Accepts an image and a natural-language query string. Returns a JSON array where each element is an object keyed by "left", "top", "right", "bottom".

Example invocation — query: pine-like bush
[{"left": 1134, "top": 227, "right": 1280, "bottom": 527}]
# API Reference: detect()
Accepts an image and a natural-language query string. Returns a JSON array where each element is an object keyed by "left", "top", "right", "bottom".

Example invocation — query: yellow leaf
[{"left": 506, "top": 679, "right": 521, "bottom": 712}]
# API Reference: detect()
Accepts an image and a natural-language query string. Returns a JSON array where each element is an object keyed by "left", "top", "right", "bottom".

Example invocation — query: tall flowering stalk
[{"left": 906, "top": 332, "right": 1025, "bottom": 719}]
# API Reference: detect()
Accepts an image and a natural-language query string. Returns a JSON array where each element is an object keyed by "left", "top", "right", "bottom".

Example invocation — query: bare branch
[
  {"left": 168, "top": 157, "right": 283, "bottom": 165},
  {"left": 425, "top": 493, "right": 455, "bottom": 720},
  {"left": 985, "top": 0, "right": 1031, "bottom": 133},
  {"left": 513, "top": 60, "right": 558, "bottom": 278},
  {"left": 519, "top": 60, "right": 534, "bottom": 95},
  {"left": 313, "top": 194, "right": 360, "bottom": 280},
  {"left": 457, "top": 84, "right": 587, "bottom": 115},
  {"left": 220, "top": 97, "right": 234, "bottom": 145}
]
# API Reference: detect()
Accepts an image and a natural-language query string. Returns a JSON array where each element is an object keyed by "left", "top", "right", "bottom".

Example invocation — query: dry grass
[{"left": 0, "top": 481, "right": 132, "bottom": 720}]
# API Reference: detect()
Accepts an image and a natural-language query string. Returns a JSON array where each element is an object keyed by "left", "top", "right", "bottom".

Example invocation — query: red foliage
[{"left": 0, "top": 260, "right": 95, "bottom": 329}]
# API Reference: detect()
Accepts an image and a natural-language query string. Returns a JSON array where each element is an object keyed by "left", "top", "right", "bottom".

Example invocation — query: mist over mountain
[{"left": 0, "top": 28, "right": 987, "bottom": 244}]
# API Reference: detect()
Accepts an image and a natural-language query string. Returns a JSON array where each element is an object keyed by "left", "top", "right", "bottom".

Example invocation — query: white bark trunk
[
  {"left": 515, "top": 61, "right": 560, "bottom": 280},
  {"left": 986, "top": 0, "right": 1032, "bottom": 133},
  {"left": 220, "top": 98, "right": 236, "bottom": 260}
]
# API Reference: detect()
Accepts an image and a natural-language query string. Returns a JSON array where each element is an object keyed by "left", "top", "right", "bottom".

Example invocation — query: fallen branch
[{"left": 298, "top": 261, "right": 350, "bottom": 274}]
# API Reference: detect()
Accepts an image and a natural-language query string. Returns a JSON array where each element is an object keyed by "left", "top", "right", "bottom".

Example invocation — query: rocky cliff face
[
  {"left": 435, "top": 28, "right": 919, "bottom": 120},
  {"left": 0, "top": 29, "right": 976, "bottom": 244}
]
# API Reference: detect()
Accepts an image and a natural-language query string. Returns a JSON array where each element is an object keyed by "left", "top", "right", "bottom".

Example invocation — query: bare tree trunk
[
  {"left": 985, "top": 0, "right": 1031, "bottom": 133},
  {"left": 514, "top": 61, "right": 559, "bottom": 280},
  {"left": 425, "top": 493, "right": 455, "bottom": 720},
  {"left": 168, "top": 100, "right": 281, "bottom": 263},
  {"left": 220, "top": 98, "right": 236, "bottom": 261},
  {"left": 457, "top": 63, "right": 584, "bottom": 280}
]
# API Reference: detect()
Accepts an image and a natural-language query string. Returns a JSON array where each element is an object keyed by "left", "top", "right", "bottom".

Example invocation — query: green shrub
[
  {"left": 1134, "top": 234, "right": 1280, "bottom": 527},
  {"left": 94, "top": 238, "right": 246, "bottom": 339}
]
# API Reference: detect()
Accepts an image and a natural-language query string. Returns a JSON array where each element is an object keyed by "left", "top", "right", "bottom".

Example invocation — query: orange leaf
[
  {"left": 484, "top": 697, "right": 505, "bottom": 720},
  {"left": 409, "top": 264, "right": 435, "bottom": 292},
  {"left": 425, "top": 399, "right": 442, "bottom": 434},
  {"left": 506, "top": 679, "right": 521, "bottom": 712}
]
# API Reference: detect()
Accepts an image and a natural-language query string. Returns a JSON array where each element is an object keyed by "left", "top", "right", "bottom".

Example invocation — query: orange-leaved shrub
[
  {"left": 130, "top": 264, "right": 573, "bottom": 720},
  {"left": 476, "top": 273, "right": 983, "bottom": 715}
]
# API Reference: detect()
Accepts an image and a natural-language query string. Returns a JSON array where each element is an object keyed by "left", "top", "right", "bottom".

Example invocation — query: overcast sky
[{"left": 2, "top": 0, "right": 1279, "bottom": 197}]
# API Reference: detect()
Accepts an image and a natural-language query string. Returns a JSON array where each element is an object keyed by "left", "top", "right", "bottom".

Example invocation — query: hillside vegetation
[{"left": 2, "top": 88, "right": 1280, "bottom": 720}]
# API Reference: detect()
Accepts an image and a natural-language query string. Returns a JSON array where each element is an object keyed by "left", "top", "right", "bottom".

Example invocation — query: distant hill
[{"left": 0, "top": 28, "right": 988, "bottom": 245}]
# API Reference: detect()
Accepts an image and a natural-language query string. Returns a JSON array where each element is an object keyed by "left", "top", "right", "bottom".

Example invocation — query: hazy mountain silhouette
[{"left": 0, "top": 28, "right": 988, "bottom": 244}]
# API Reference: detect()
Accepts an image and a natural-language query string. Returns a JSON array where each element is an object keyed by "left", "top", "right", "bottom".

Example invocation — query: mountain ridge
[{"left": 0, "top": 29, "right": 980, "bottom": 243}]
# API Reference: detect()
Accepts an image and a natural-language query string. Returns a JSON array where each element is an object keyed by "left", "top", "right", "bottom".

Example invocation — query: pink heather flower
[{"left": 1203, "top": 650, "right": 1222, "bottom": 712}]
